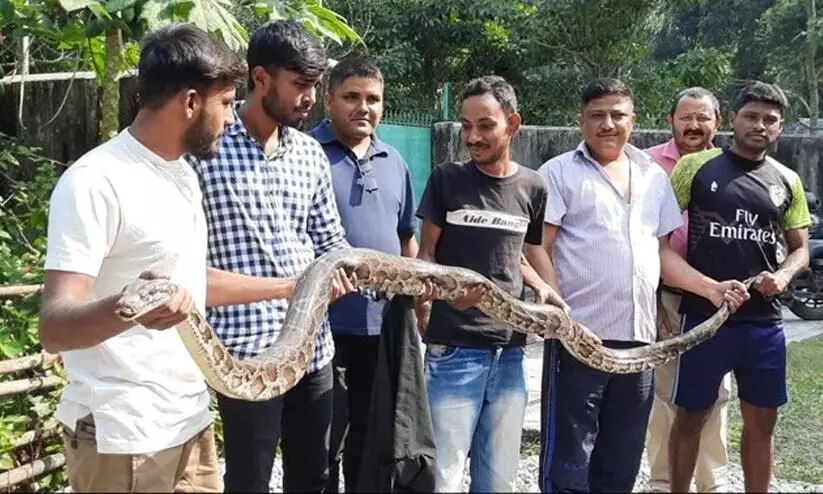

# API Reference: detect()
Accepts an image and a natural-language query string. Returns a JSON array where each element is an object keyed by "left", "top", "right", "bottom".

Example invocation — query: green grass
[
  {"left": 519, "top": 336, "right": 823, "bottom": 485},
  {"left": 726, "top": 335, "right": 823, "bottom": 484}
]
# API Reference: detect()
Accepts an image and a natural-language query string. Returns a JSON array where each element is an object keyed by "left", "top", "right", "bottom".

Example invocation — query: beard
[
  {"left": 735, "top": 130, "right": 773, "bottom": 155},
  {"left": 262, "top": 86, "right": 308, "bottom": 128},
  {"left": 470, "top": 147, "right": 505, "bottom": 167},
  {"left": 184, "top": 112, "right": 220, "bottom": 160}
]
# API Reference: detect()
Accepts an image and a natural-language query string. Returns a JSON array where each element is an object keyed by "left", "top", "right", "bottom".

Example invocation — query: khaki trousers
[
  {"left": 62, "top": 415, "right": 222, "bottom": 493},
  {"left": 645, "top": 289, "right": 731, "bottom": 492}
]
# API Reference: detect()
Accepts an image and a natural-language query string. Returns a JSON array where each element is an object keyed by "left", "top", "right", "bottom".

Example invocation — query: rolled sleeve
[{"left": 308, "top": 155, "right": 350, "bottom": 256}]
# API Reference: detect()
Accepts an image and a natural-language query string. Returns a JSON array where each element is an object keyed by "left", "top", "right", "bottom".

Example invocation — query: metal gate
[{"left": 375, "top": 110, "right": 437, "bottom": 206}]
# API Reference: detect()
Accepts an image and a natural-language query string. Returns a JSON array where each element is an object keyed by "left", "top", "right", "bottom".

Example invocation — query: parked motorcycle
[{"left": 780, "top": 190, "right": 823, "bottom": 320}]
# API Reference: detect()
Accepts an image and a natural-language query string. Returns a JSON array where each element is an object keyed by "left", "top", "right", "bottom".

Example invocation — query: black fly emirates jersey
[{"left": 670, "top": 147, "right": 811, "bottom": 323}]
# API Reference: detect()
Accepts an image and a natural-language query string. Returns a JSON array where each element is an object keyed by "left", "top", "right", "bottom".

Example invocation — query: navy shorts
[{"left": 672, "top": 313, "right": 787, "bottom": 411}]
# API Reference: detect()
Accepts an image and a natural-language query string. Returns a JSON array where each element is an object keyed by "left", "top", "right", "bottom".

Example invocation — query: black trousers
[
  {"left": 217, "top": 362, "right": 333, "bottom": 493},
  {"left": 539, "top": 339, "right": 654, "bottom": 493},
  {"left": 326, "top": 335, "right": 380, "bottom": 493}
]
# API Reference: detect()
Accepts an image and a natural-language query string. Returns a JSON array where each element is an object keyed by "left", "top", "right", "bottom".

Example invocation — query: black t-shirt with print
[
  {"left": 415, "top": 161, "right": 548, "bottom": 347},
  {"left": 671, "top": 147, "right": 811, "bottom": 323}
]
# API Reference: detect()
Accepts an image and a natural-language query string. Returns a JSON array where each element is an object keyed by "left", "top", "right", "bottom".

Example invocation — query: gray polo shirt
[{"left": 537, "top": 142, "right": 681, "bottom": 343}]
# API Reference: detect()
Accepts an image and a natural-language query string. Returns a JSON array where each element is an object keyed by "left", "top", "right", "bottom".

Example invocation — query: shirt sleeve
[
  {"left": 781, "top": 172, "right": 812, "bottom": 230},
  {"left": 308, "top": 151, "right": 351, "bottom": 256},
  {"left": 525, "top": 184, "right": 548, "bottom": 245},
  {"left": 397, "top": 158, "right": 419, "bottom": 236},
  {"left": 415, "top": 165, "right": 445, "bottom": 226},
  {"left": 44, "top": 167, "right": 120, "bottom": 277},
  {"left": 540, "top": 161, "right": 566, "bottom": 226},
  {"left": 656, "top": 173, "right": 684, "bottom": 238},
  {"left": 670, "top": 151, "right": 713, "bottom": 211}
]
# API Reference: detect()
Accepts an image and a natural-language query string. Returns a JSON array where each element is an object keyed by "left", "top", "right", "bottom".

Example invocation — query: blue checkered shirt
[{"left": 187, "top": 106, "right": 348, "bottom": 373}]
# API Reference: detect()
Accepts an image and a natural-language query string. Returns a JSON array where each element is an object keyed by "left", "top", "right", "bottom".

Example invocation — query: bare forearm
[
  {"left": 417, "top": 248, "right": 435, "bottom": 263},
  {"left": 400, "top": 234, "right": 419, "bottom": 258},
  {"left": 775, "top": 247, "right": 810, "bottom": 283},
  {"left": 206, "top": 268, "right": 294, "bottom": 308},
  {"left": 523, "top": 250, "right": 559, "bottom": 292},
  {"left": 39, "top": 295, "right": 131, "bottom": 352},
  {"left": 660, "top": 246, "right": 718, "bottom": 299}
]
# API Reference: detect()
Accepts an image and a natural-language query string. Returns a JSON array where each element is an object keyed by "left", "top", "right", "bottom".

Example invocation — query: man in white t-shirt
[{"left": 39, "top": 24, "right": 355, "bottom": 493}]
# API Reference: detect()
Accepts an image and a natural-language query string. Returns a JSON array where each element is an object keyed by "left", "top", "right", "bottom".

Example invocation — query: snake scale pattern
[{"left": 114, "top": 247, "right": 754, "bottom": 402}]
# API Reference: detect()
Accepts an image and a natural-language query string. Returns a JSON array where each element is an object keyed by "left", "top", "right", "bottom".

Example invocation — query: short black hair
[
  {"left": 247, "top": 20, "right": 327, "bottom": 91},
  {"left": 670, "top": 87, "right": 721, "bottom": 119},
  {"left": 731, "top": 81, "right": 788, "bottom": 115},
  {"left": 327, "top": 56, "right": 383, "bottom": 93},
  {"left": 581, "top": 78, "right": 633, "bottom": 107},
  {"left": 460, "top": 75, "right": 518, "bottom": 114},
  {"left": 137, "top": 23, "right": 245, "bottom": 109}
]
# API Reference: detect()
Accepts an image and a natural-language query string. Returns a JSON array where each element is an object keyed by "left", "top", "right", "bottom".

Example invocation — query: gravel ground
[
  {"left": 219, "top": 450, "right": 823, "bottom": 493},
  {"left": 224, "top": 309, "right": 823, "bottom": 493}
]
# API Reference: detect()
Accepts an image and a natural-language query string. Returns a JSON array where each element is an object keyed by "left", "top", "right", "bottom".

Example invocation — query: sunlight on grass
[{"left": 727, "top": 335, "right": 823, "bottom": 484}]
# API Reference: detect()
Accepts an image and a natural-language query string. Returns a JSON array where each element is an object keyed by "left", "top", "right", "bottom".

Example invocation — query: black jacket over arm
[{"left": 356, "top": 295, "right": 437, "bottom": 493}]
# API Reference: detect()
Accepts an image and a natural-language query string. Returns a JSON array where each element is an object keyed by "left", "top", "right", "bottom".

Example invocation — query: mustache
[{"left": 683, "top": 129, "right": 705, "bottom": 137}]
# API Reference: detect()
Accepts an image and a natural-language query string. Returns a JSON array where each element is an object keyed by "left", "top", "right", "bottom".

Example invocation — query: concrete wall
[{"left": 432, "top": 122, "right": 823, "bottom": 199}]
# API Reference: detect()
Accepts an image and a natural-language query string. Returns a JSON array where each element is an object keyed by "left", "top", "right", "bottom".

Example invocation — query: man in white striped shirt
[{"left": 535, "top": 78, "right": 684, "bottom": 493}]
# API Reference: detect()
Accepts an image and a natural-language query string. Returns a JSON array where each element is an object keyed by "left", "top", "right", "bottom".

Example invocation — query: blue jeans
[{"left": 425, "top": 344, "right": 528, "bottom": 492}]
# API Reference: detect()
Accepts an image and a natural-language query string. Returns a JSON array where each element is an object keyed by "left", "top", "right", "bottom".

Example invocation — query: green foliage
[
  {"left": 727, "top": 335, "right": 823, "bottom": 483},
  {"left": 0, "top": 132, "right": 65, "bottom": 492}
]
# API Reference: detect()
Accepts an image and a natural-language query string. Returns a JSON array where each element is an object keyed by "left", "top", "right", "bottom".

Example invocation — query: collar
[
  {"left": 312, "top": 119, "right": 389, "bottom": 157},
  {"left": 662, "top": 137, "right": 715, "bottom": 161},
  {"left": 224, "top": 101, "right": 294, "bottom": 151},
  {"left": 661, "top": 138, "right": 682, "bottom": 163},
  {"left": 574, "top": 141, "right": 653, "bottom": 169}
]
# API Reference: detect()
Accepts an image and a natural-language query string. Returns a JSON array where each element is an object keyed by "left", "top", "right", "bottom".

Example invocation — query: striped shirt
[
  {"left": 537, "top": 142, "right": 682, "bottom": 343},
  {"left": 187, "top": 104, "right": 348, "bottom": 372}
]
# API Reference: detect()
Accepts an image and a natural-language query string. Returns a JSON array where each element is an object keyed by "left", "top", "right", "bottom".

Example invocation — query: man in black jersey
[{"left": 661, "top": 81, "right": 811, "bottom": 493}]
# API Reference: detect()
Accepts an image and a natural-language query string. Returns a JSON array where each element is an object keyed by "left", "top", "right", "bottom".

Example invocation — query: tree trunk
[
  {"left": 101, "top": 27, "right": 123, "bottom": 141},
  {"left": 807, "top": 0, "right": 818, "bottom": 133}
]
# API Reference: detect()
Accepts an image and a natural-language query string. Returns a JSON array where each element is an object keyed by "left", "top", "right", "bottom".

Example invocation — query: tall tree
[
  {"left": 807, "top": 0, "right": 818, "bottom": 130},
  {"left": 1, "top": 0, "right": 361, "bottom": 140}
]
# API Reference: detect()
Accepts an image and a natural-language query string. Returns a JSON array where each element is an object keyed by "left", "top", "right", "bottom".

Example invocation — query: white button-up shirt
[{"left": 537, "top": 142, "right": 682, "bottom": 343}]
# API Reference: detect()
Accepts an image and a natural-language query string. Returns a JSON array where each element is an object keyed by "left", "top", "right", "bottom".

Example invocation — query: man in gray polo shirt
[
  {"left": 536, "top": 78, "right": 685, "bottom": 492},
  {"left": 307, "top": 56, "right": 419, "bottom": 493}
]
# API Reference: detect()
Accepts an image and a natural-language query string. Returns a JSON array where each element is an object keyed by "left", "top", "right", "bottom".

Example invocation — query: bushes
[{"left": 0, "top": 132, "right": 65, "bottom": 491}]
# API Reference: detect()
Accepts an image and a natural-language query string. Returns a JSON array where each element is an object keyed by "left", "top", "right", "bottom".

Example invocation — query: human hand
[
  {"left": 534, "top": 284, "right": 570, "bottom": 315},
  {"left": 753, "top": 271, "right": 790, "bottom": 297},
  {"left": 412, "top": 279, "right": 438, "bottom": 335},
  {"left": 131, "top": 270, "right": 193, "bottom": 330},
  {"left": 329, "top": 268, "right": 358, "bottom": 302},
  {"left": 706, "top": 279, "right": 750, "bottom": 313}
]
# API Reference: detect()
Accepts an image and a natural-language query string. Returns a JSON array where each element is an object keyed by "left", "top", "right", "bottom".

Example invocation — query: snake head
[{"left": 114, "top": 278, "right": 179, "bottom": 321}]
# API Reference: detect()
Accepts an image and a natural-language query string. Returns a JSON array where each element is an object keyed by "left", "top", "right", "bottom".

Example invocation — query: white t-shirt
[{"left": 45, "top": 128, "right": 212, "bottom": 454}]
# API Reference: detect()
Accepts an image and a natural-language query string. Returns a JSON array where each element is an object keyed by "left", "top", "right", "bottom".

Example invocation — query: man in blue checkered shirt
[{"left": 186, "top": 20, "right": 355, "bottom": 492}]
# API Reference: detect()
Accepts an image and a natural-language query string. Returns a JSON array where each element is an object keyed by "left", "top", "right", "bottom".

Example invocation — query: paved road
[{"left": 522, "top": 308, "right": 823, "bottom": 431}]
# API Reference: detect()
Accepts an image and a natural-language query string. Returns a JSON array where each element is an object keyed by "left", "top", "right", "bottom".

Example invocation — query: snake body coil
[{"left": 114, "top": 248, "right": 752, "bottom": 401}]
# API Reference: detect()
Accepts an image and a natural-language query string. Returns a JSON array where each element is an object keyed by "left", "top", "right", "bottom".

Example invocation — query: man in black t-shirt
[
  {"left": 414, "top": 76, "right": 562, "bottom": 492},
  {"left": 661, "top": 81, "right": 811, "bottom": 493}
]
